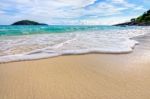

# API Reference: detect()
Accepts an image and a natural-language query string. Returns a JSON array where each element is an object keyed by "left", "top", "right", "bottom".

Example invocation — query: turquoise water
[
  {"left": 0, "top": 25, "right": 149, "bottom": 63},
  {"left": 0, "top": 25, "right": 138, "bottom": 36}
]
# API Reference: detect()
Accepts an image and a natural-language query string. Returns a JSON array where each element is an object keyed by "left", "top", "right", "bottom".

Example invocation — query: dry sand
[{"left": 0, "top": 35, "right": 150, "bottom": 99}]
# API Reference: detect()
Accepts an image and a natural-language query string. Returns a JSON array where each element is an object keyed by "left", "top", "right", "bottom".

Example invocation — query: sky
[{"left": 0, "top": 0, "right": 149, "bottom": 25}]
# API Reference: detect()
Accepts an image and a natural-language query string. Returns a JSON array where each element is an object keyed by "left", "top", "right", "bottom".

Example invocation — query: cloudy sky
[{"left": 0, "top": 0, "right": 149, "bottom": 25}]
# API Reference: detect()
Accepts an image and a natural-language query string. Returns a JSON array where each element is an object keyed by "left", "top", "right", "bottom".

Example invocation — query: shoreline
[
  {"left": 1, "top": 26, "right": 149, "bottom": 64},
  {"left": 0, "top": 51, "right": 133, "bottom": 64},
  {"left": 0, "top": 34, "right": 141, "bottom": 64},
  {"left": 0, "top": 31, "right": 150, "bottom": 98},
  {"left": 0, "top": 33, "right": 143, "bottom": 64}
]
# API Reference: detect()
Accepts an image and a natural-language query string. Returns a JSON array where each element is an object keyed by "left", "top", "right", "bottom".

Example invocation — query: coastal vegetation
[{"left": 115, "top": 9, "right": 150, "bottom": 26}]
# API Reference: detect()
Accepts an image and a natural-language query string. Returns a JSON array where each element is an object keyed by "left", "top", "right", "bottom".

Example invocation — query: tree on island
[
  {"left": 12, "top": 20, "right": 48, "bottom": 25},
  {"left": 115, "top": 9, "right": 150, "bottom": 26}
]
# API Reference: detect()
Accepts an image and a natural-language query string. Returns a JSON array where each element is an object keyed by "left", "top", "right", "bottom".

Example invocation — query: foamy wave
[
  {"left": 0, "top": 26, "right": 150, "bottom": 63},
  {"left": 0, "top": 46, "right": 136, "bottom": 63}
]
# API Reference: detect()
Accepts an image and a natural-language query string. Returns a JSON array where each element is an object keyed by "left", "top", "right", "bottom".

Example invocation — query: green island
[
  {"left": 12, "top": 20, "right": 48, "bottom": 25},
  {"left": 115, "top": 9, "right": 150, "bottom": 26}
]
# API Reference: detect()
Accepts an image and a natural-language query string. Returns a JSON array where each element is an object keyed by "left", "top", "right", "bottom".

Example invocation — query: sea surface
[{"left": 0, "top": 25, "right": 149, "bottom": 63}]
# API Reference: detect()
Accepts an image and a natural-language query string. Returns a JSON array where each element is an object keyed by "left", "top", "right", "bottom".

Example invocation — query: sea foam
[{"left": 0, "top": 26, "right": 149, "bottom": 63}]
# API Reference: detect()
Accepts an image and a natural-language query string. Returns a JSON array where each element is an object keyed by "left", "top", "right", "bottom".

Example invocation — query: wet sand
[{"left": 0, "top": 35, "right": 150, "bottom": 99}]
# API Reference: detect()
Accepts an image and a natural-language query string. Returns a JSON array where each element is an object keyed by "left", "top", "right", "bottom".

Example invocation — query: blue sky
[{"left": 0, "top": 0, "right": 149, "bottom": 25}]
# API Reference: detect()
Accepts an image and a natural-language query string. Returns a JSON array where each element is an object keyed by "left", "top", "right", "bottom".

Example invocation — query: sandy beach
[{"left": 0, "top": 35, "right": 150, "bottom": 99}]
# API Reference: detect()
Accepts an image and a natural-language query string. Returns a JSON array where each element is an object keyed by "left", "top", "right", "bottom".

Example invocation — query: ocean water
[{"left": 0, "top": 25, "right": 149, "bottom": 63}]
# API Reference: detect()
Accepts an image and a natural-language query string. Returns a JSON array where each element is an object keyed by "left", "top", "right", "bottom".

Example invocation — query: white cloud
[
  {"left": 111, "top": 0, "right": 126, "bottom": 4},
  {"left": 84, "top": 2, "right": 126, "bottom": 16},
  {"left": 0, "top": 0, "right": 147, "bottom": 25},
  {"left": 55, "top": 0, "right": 96, "bottom": 8}
]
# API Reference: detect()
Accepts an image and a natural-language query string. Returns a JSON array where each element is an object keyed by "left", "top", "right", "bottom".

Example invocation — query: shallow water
[{"left": 0, "top": 25, "right": 149, "bottom": 63}]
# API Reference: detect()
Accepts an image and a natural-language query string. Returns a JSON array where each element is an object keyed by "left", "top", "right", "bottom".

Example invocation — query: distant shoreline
[{"left": 115, "top": 9, "right": 150, "bottom": 26}]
